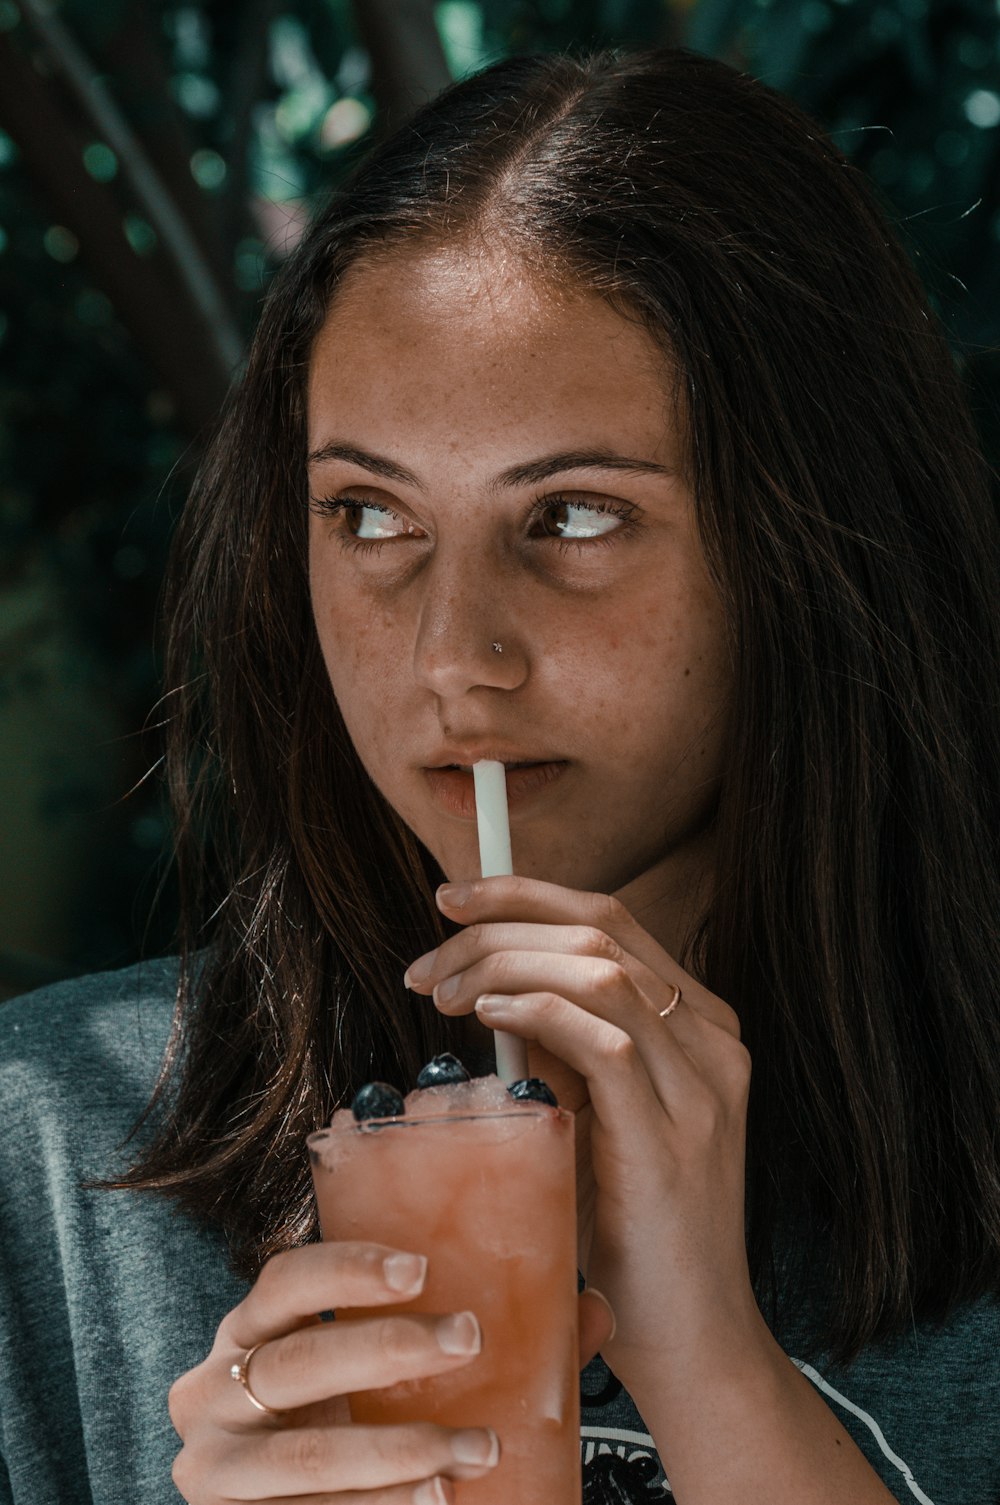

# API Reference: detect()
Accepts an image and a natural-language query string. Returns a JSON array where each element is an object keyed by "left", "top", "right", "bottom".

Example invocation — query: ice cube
[{"left": 404, "top": 1072, "right": 516, "bottom": 1118}]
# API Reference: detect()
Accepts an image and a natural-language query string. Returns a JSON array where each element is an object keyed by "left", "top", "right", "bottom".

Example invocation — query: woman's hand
[
  {"left": 168, "top": 1241, "right": 497, "bottom": 1504},
  {"left": 406, "top": 876, "right": 763, "bottom": 1413},
  {"left": 169, "top": 1240, "right": 614, "bottom": 1504}
]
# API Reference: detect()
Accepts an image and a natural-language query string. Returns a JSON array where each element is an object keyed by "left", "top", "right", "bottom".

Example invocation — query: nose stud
[{"left": 491, "top": 641, "right": 503, "bottom": 654}]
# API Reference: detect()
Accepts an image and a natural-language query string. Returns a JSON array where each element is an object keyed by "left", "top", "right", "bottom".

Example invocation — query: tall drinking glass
[{"left": 307, "top": 1083, "right": 580, "bottom": 1503}]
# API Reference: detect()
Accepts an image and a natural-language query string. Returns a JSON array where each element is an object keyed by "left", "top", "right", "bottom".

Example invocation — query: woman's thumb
[{"left": 578, "top": 1287, "right": 616, "bottom": 1368}]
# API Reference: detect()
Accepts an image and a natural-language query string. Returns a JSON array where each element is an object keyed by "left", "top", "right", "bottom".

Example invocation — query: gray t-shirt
[{"left": 1, "top": 962, "right": 997, "bottom": 1503}]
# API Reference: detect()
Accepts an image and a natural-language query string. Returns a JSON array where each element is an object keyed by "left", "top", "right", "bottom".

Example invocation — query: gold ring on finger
[
  {"left": 658, "top": 983, "right": 682, "bottom": 1021},
  {"left": 230, "top": 1341, "right": 284, "bottom": 1416}
]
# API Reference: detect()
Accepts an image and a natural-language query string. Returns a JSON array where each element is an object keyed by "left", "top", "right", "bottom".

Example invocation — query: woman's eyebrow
[
  {"left": 493, "top": 449, "right": 676, "bottom": 491},
  {"left": 307, "top": 442, "right": 419, "bottom": 485},
  {"left": 306, "top": 441, "right": 676, "bottom": 490}
]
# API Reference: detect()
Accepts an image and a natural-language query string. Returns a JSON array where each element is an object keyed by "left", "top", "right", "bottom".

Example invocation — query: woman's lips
[{"left": 422, "top": 761, "right": 569, "bottom": 818}]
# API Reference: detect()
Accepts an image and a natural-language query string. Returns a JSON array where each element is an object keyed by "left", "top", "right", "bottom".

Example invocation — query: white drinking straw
[{"left": 473, "top": 761, "right": 530, "bottom": 1084}]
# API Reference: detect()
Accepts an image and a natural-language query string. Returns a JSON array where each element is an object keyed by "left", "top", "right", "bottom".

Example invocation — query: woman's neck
[{"left": 613, "top": 824, "right": 717, "bottom": 965}]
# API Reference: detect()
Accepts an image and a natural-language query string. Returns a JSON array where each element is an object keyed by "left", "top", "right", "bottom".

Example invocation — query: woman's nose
[{"left": 411, "top": 569, "right": 528, "bottom": 699}]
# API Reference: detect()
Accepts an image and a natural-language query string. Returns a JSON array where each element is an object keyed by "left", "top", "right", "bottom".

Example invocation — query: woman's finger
[
  {"left": 230, "top": 1484, "right": 454, "bottom": 1505},
  {"left": 172, "top": 1243, "right": 433, "bottom": 1440},
  {"left": 223, "top": 1312, "right": 483, "bottom": 1420},
  {"left": 433, "top": 876, "right": 739, "bottom": 1037},
  {"left": 405, "top": 921, "right": 632, "bottom": 991},
  {"left": 435, "top": 877, "right": 668, "bottom": 973},
  {"left": 579, "top": 1288, "right": 616, "bottom": 1369},
  {"left": 230, "top": 1482, "right": 454, "bottom": 1505},
  {"left": 225, "top": 1243, "right": 429, "bottom": 1354},
  {"left": 211, "top": 1421, "right": 499, "bottom": 1499},
  {"left": 426, "top": 936, "right": 711, "bottom": 1054},
  {"left": 410, "top": 923, "right": 710, "bottom": 1049},
  {"left": 475, "top": 990, "right": 665, "bottom": 1126},
  {"left": 429, "top": 947, "right": 707, "bottom": 1108},
  {"left": 474, "top": 987, "right": 750, "bottom": 1137}
]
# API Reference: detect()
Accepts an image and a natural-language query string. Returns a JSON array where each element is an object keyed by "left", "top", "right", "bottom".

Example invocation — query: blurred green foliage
[{"left": 0, "top": 0, "right": 996, "bottom": 994}]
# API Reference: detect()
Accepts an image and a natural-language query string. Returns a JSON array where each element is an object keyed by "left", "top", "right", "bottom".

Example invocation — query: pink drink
[{"left": 307, "top": 1075, "right": 580, "bottom": 1503}]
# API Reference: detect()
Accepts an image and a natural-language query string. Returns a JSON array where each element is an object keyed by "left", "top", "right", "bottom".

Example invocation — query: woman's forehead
[
  {"left": 323, "top": 241, "right": 579, "bottom": 339},
  {"left": 310, "top": 242, "right": 674, "bottom": 398},
  {"left": 305, "top": 245, "right": 686, "bottom": 490}
]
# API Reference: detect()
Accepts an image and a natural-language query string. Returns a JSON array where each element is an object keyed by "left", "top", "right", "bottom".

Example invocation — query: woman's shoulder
[
  {"left": 0, "top": 956, "right": 180, "bottom": 1153},
  {"left": 0, "top": 961, "right": 248, "bottom": 1499},
  {"left": 771, "top": 1221, "right": 1000, "bottom": 1503},
  {"left": 2, "top": 953, "right": 178, "bottom": 1052}
]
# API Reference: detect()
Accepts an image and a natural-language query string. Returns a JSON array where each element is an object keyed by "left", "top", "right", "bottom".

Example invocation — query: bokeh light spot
[
  {"left": 43, "top": 225, "right": 79, "bottom": 263},
  {"left": 435, "top": 1, "right": 488, "bottom": 75},
  {"left": 336, "top": 46, "right": 370, "bottom": 95},
  {"left": 320, "top": 97, "right": 372, "bottom": 151},
  {"left": 957, "top": 36, "right": 991, "bottom": 69},
  {"left": 275, "top": 86, "right": 328, "bottom": 141},
  {"left": 123, "top": 213, "right": 157, "bottom": 256},
  {"left": 190, "top": 148, "right": 227, "bottom": 190},
  {"left": 83, "top": 142, "right": 118, "bottom": 182},
  {"left": 235, "top": 237, "right": 266, "bottom": 291},
  {"left": 964, "top": 90, "right": 1000, "bottom": 129},
  {"left": 172, "top": 71, "right": 220, "bottom": 117},
  {"left": 171, "top": 8, "right": 209, "bottom": 69}
]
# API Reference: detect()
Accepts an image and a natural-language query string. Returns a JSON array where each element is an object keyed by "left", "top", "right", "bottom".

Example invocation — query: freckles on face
[{"left": 306, "top": 243, "right": 733, "bottom": 898}]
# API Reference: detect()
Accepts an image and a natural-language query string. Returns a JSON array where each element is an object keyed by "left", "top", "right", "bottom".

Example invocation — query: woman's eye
[
  {"left": 310, "top": 493, "right": 634, "bottom": 553},
  {"left": 343, "top": 501, "right": 412, "bottom": 539},
  {"left": 309, "top": 495, "right": 424, "bottom": 553},
  {"left": 534, "top": 499, "right": 628, "bottom": 541}
]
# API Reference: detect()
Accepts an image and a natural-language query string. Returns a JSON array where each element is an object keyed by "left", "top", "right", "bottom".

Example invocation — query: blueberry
[
  {"left": 416, "top": 1053, "right": 471, "bottom": 1088},
  {"left": 351, "top": 1082, "right": 405, "bottom": 1121},
  {"left": 508, "top": 1078, "right": 558, "bottom": 1107}
]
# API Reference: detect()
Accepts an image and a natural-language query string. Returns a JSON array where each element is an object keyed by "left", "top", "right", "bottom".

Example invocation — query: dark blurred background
[{"left": 1, "top": 0, "right": 997, "bottom": 1000}]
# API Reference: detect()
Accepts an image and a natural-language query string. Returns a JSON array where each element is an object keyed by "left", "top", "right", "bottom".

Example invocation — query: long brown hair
[{"left": 103, "top": 47, "right": 1000, "bottom": 1366}]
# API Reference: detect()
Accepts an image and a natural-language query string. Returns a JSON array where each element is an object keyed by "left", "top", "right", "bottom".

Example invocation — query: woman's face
[{"left": 307, "top": 244, "right": 732, "bottom": 945}]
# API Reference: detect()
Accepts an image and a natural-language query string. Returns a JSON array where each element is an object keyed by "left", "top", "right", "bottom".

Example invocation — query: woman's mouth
[{"left": 422, "top": 761, "right": 569, "bottom": 818}]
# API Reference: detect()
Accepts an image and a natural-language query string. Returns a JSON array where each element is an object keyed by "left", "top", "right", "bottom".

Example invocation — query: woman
[{"left": 1, "top": 45, "right": 998, "bottom": 1505}]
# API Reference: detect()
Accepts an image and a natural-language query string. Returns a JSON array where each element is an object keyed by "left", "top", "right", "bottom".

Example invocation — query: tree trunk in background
[
  {"left": 349, "top": 0, "right": 452, "bottom": 130},
  {"left": 0, "top": 20, "right": 237, "bottom": 440},
  {"left": 0, "top": 555, "right": 130, "bottom": 999}
]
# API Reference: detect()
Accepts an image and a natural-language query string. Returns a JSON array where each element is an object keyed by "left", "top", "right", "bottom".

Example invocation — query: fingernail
[
  {"left": 451, "top": 1428, "right": 500, "bottom": 1467},
  {"left": 474, "top": 994, "right": 513, "bottom": 1017},
  {"left": 404, "top": 949, "right": 438, "bottom": 989},
  {"left": 383, "top": 1252, "right": 427, "bottom": 1294},
  {"left": 438, "top": 882, "right": 472, "bottom": 908},
  {"left": 434, "top": 974, "right": 461, "bottom": 1005},
  {"left": 436, "top": 1310, "right": 481, "bottom": 1356},
  {"left": 587, "top": 1287, "right": 617, "bottom": 1343},
  {"left": 414, "top": 1479, "right": 452, "bottom": 1505}
]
